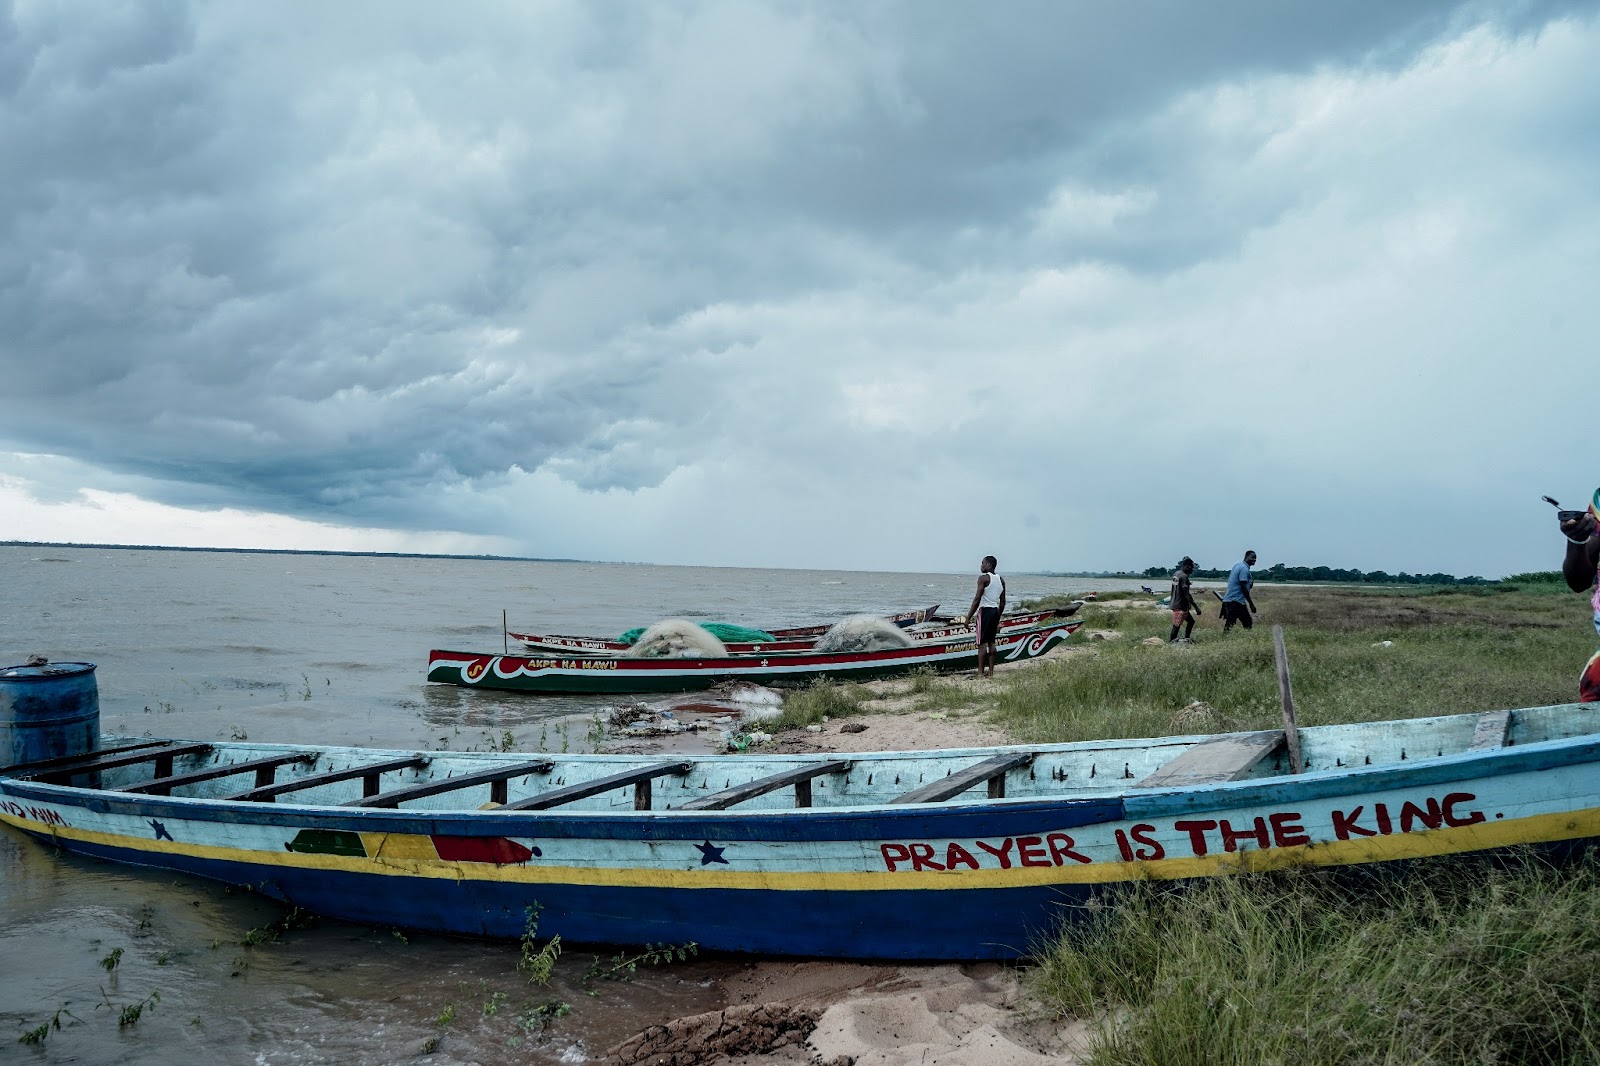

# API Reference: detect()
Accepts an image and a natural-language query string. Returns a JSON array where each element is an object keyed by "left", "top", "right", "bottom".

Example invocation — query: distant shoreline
[
  {"left": 1, "top": 542, "right": 1530, "bottom": 584},
  {"left": 0, "top": 540, "right": 589, "bottom": 565}
]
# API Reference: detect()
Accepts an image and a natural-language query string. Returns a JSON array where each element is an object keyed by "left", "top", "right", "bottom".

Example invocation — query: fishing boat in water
[
  {"left": 509, "top": 606, "right": 1081, "bottom": 657},
  {"left": 432, "top": 619, "right": 1083, "bottom": 695},
  {"left": 3, "top": 698, "right": 1598, "bottom": 959}
]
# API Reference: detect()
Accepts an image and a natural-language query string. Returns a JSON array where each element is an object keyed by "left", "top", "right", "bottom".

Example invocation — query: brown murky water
[{"left": 0, "top": 546, "right": 1120, "bottom": 1063}]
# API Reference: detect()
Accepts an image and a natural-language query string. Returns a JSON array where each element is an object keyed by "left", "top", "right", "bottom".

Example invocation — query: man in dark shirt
[{"left": 1169, "top": 557, "right": 1201, "bottom": 643}]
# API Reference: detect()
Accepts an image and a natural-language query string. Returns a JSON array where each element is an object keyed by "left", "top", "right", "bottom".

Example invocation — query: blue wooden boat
[{"left": 2, "top": 702, "right": 1598, "bottom": 959}]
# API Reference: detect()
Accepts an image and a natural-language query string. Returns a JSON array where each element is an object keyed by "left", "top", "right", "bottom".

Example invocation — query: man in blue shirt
[{"left": 1221, "top": 550, "right": 1258, "bottom": 632}]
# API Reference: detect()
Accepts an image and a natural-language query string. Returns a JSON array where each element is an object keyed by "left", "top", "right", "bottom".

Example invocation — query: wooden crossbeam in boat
[
  {"left": 679, "top": 760, "right": 851, "bottom": 811},
  {"left": 113, "top": 752, "right": 322, "bottom": 796},
  {"left": 1468, "top": 709, "right": 1513, "bottom": 751},
  {"left": 224, "top": 755, "right": 429, "bottom": 802},
  {"left": 349, "top": 759, "right": 556, "bottom": 809},
  {"left": 29, "top": 743, "right": 215, "bottom": 783},
  {"left": 1134, "top": 731, "right": 1285, "bottom": 789},
  {"left": 891, "top": 752, "right": 1035, "bottom": 804},
  {"left": 501, "top": 761, "right": 693, "bottom": 812},
  {"left": 0, "top": 739, "right": 176, "bottom": 777}
]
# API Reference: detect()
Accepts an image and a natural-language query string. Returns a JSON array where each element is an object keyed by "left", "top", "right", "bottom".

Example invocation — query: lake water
[{"left": 0, "top": 546, "right": 1131, "bottom": 1064}]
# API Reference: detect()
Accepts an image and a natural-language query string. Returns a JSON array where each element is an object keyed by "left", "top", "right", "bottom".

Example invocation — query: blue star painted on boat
[
  {"left": 695, "top": 840, "right": 729, "bottom": 866},
  {"left": 148, "top": 819, "right": 173, "bottom": 841}
]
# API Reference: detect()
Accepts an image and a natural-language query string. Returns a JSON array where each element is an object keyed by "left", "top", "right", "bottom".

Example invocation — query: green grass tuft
[
  {"left": 1033, "top": 856, "right": 1600, "bottom": 1066},
  {"left": 764, "top": 680, "right": 869, "bottom": 731}
]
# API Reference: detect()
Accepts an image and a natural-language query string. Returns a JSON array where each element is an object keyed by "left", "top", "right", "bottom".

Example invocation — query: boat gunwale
[{"left": 4, "top": 707, "right": 1598, "bottom": 838}]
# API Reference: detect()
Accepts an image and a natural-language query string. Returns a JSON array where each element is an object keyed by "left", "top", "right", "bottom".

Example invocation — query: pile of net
[
  {"left": 625, "top": 620, "right": 731, "bottom": 658},
  {"left": 618, "top": 622, "right": 777, "bottom": 646},
  {"left": 811, "top": 615, "right": 915, "bottom": 653}
]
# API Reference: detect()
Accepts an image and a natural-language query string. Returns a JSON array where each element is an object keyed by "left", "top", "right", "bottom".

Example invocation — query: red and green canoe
[
  {"left": 508, "top": 606, "right": 1080, "bottom": 657},
  {"left": 431, "top": 620, "right": 1083, "bottom": 695}
]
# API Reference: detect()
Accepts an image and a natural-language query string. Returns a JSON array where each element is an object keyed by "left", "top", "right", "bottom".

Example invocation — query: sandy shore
[{"left": 601, "top": 652, "right": 1099, "bottom": 1065}]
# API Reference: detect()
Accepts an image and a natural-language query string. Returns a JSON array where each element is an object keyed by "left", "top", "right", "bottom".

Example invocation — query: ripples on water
[{"left": 0, "top": 547, "right": 1127, "bottom": 1063}]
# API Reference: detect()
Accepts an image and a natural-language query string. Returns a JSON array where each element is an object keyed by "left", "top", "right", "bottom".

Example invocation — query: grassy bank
[{"left": 1000, "top": 584, "right": 1593, "bottom": 743}]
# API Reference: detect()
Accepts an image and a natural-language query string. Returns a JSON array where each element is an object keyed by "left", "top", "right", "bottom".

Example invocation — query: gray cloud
[{"left": 1, "top": 0, "right": 1597, "bottom": 573}]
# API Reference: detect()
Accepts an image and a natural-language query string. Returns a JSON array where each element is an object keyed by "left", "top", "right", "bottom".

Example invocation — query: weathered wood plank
[
  {"left": 349, "top": 759, "right": 555, "bottom": 808},
  {"left": 891, "top": 752, "right": 1035, "bottom": 804},
  {"left": 1134, "top": 731, "right": 1285, "bottom": 789},
  {"left": 679, "top": 760, "right": 851, "bottom": 811},
  {"left": 1272, "top": 626, "right": 1304, "bottom": 774},
  {"left": 1468, "top": 709, "right": 1513, "bottom": 751},
  {"left": 1, "top": 739, "right": 175, "bottom": 777},
  {"left": 114, "top": 752, "right": 321, "bottom": 796},
  {"left": 224, "top": 756, "right": 429, "bottom": 802},
  {"left": 30, "top": 743, "right": 215, "bottom": 783},
  {"left": 500, "top": 762, "right": 693, "bottom": 811}
]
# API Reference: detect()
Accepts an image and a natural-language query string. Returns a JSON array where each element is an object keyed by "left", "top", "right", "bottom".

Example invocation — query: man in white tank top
[{"left": 963, "top": 555, "right": 1007, "bottom": 678}]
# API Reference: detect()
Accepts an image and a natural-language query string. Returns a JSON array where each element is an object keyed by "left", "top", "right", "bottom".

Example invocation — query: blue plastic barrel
[{"left": 0, "top": 661, "right": 99, "bottom": 768}]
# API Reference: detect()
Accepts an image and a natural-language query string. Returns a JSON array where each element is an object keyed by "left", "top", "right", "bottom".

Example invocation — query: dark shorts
[
  {"left": 977, "top": 606, "right": 1000, "bottom": 644},
  {"left": 1221, "top": 601, "right": 1253, "bottom": 629}
]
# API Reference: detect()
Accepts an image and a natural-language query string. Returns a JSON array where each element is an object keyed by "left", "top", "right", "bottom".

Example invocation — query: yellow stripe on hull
[{"left": 6, "top": 806, "right": 1598, "bottom": 892}]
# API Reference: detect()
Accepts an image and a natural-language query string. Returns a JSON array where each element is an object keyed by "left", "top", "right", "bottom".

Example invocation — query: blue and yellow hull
[{"left": 4, "top": 716, "right": 1599, "bottom": 959}]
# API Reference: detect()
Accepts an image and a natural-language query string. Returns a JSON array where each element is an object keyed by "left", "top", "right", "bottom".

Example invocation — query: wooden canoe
[
  {"left": 433, "top": 620, "right": 1083, "bottom": 695},
  {"left": 3, "top": 703, "right": 1597, "bottom": 959},
  {"left": 509, "top": 606, "right": 1080, "bottom": 657}
]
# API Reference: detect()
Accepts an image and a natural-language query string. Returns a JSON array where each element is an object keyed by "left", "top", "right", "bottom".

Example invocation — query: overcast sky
[{"left": 2, "top": 0, "right": 1597, "bottom": 576}]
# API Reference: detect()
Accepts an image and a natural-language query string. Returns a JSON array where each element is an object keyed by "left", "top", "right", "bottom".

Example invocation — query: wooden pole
[
  {"left": 1272, "top": 625, "right": 1304, "bottom": 774},
  {"left": 503, "top": 609, "right": 509, "bottom": 655}
]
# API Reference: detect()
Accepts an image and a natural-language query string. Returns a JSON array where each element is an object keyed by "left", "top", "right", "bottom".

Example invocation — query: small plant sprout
[
  {"left": 435, "top": 1002, "right": 456, "bottom": 1029},
  {"left": 517, "top": 905, "right": 561, "bottom": 986},
  {"left": 300, "top": 673, "right": 313, "bottom": 701},
  {"left": 582, "top": 942, "right": 698, "bottom": 989},
  {"left": 99, "top": 947, "right": 124, "bottom": 972},
  {"left": 17, "top": 1004, "right": 78, "bottom": 1045},
  {"left": 97, "top": 988, "right": 160, "bottom": 1028},
  {"left": 517, "top": 1000, "right": 571, "bottom": 1036}
]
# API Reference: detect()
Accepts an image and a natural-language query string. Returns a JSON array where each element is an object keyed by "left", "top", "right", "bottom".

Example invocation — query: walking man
[
  {"left": 964, "top": 556, "right": 1007, "bottom": 678},
  {"left": 1221, "top": 550, "right": 1258, "bottom": 632},
  {"left": 1559, "top": 492, "right": 1600, "bottom": 702},
  {"left": 1169, "top": 557, "right": 1201, "bottom": 643}
]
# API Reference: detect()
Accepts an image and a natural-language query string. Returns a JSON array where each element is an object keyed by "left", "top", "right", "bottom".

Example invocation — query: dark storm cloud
[{"left": 0, "top": 0, "right": 1593, "bottom": 543}]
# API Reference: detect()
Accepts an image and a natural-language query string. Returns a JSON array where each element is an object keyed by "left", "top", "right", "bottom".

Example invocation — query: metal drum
[{"left": 0, "top": 661, "right": 99, "bottom": 768}]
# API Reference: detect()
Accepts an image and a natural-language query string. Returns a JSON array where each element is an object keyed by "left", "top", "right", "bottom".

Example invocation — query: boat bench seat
[
  {"left": 1134, "top": 731, "right": 1285, "bottom": 789},
  {"left": 114, "top": 752, "right": 321, "bottom": 795},
  {"left": 225, "top": 755, "right": 430, "bottom": 802},
  {"left": 500, "top": 761, "right": 693, "bottom": 812},
  {"left": 349, "top": 759, "right": 556, "bottom": 808},
  {"left": 1468, "top": 709, "right": 1512, "bottom": 751},
  {"left": 28, "top": 743, "right": 216, "bottom": 784},
  {"left": 1, "top": 739, "right": 176, "bottom": 778},
  {"left": 679, "top": 760, "right": 851, "bottom": 811},
  {"left": 892, "top": 752, "right": 1035, "bottom": 804}
]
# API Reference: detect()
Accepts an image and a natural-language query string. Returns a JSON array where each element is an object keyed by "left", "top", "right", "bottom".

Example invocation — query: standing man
[
  {"left": 964, "top": 556, "right": 1007, "bottom": 678},
  {"left": 1559, "top": 492, "right": 1600, "bottom": 702},
  {"left": 1169, "top": 557, "right": 1201, "bottom": 643},
  {"left": 1221, "top": 550, "right": 1259, "bottom": 632}
]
